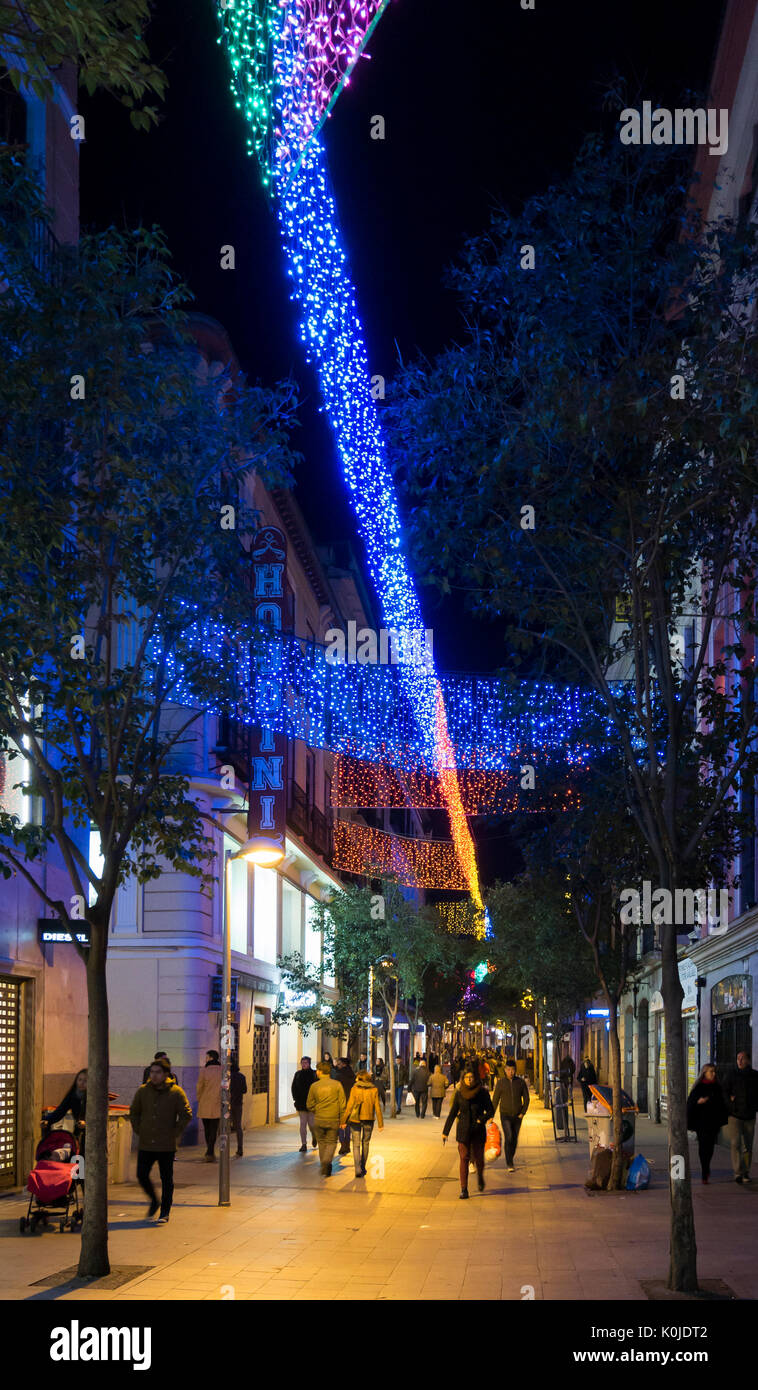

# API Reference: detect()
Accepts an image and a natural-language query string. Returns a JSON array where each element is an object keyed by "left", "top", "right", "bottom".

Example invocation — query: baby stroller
[{"left": 20, "top": 1128, "right": 84, "bottom": 1233}]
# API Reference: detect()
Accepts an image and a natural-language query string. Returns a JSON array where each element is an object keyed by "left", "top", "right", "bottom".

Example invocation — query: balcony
[{"left": 287, "top": 781, "right": 332, "bottom": 863}]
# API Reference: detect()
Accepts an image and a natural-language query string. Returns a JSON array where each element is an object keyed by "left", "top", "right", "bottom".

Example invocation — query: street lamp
[{"left": 219, "top": 835, "right": 284, "bottom": 1207}]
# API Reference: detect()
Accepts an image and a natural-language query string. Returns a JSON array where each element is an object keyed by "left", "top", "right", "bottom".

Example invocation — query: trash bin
[
  {"left": 107, "top": 1107, "right": 132, "bottom": 1184},
  {"left": 586, "top": 1086, "right": 636, "bottom": 1158}
]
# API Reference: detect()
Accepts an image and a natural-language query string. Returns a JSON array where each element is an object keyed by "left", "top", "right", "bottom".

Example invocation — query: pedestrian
[
  {"left": 451, "top": 1054, "right": 463, "bottom": 1085},
  {"left": 409, "top": 1057, "right": 430, "bottom": 1117},
  {"left": 442, "top": 1067, "right": 494, "bottom": 1199},
  {"left": 722, "top": 1049, "right": 758, "bottom": 1184},
  {"left": 197, "top": 1049, "right": 222, "bottom": 1162},
  {"left": 577, "top": 1056, "right": 597, "bottom": 1112},
  {"left": 46, "top": 1068, "right": 87, "bottom": 1153},
  {"left": 332, "top": 1057, "right": 356, "bottom": 1154},
  {"left": 394, "top": 1056, "right": 407, "bottom": 1114},
  {"left": 306, "top": 1061, "right": 346, "bottom": 1178},
  {"left": 291, "top": 1055, "right": 319, "bottom": 1153},
  {"left": 373, "top": 1057, "right": 387, "bottom": 1110},
  {"left": 142, "top": 1051, "right": 177, "bottom": 1085},
  {"left": 428, "top": 1050, "right": 439, "bottom": 1071},
  {"left": 687, "top": 1062, "right": 728, "bottom": 1184},
  {"left": 230, "top": 1060, "right": 247, "bottom": 1158},
  {"left": 429, "top": 1064, "right": 449, "bottom": 1117},
  {"left": 357, "top": 1052, "right": 369, "bottom": 1074},
  {"left": 343, "top": 1069, "right": 384, "bottom": 1176},
  {"left": 560, "top": 1053, "right": 576, "bottom": 1091},
  {"left": 322, "top": 1050, "right": 333, "bottom": 1069},
  {"left": 492, "top": 1058, "right": 530, "bottom": 1170},
  {"left": 129, "top": 1059, "right": 192, "bottom": 1222}
]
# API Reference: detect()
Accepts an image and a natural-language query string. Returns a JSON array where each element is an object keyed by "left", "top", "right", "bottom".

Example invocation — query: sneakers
[
  {"left": 459, "top": 1190, "right": 469, "bottom": 1200},
  {"left": 299, "top": 1144, "right": 308, "bottom": 1153},
  {"left": 507, "top": 1165, "right": 515, "bottom": 1172},
  {"left": 147, "top": 1198, "right": 159, "bottom": 1219},
  {"left": 157, "top": 1215, "right": 169, "bottom": 1224},
  {"left": 736, "top": 1175, "right": 747, "bottom": 1184}
]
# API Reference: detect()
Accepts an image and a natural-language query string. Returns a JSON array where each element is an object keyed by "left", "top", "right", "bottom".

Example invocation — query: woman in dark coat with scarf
[
  {"left": 46, "top": 1069, "right": 88, "bottom": 1153},
  {"left": 442, "top": 1068, "right": 495, "bottom": 1198},
  {"left": 687, "top": 1061, "right": 728, "bottom": 1184}
]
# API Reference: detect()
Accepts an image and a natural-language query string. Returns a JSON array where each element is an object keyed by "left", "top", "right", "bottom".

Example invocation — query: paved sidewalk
[{"left": 1, "top": 1092, "right": 755, "bottom": 1301}]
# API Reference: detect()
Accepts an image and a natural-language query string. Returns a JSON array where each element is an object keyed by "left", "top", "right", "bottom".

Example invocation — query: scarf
[{"left": 459, "top": 1081, "right": 481, "bottom": 1100}]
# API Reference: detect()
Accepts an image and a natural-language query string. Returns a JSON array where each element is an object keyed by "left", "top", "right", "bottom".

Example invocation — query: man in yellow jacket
[{"left": 306, "top": 1062, "right": 347, "bottom": 1178}]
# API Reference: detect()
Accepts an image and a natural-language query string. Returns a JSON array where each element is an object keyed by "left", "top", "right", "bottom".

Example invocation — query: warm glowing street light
[{"left": 219, "top": 834, "right": 285, "bottom": 1207}]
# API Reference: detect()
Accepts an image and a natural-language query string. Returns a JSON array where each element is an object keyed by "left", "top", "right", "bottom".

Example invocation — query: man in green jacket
[
  {"left": 306, "top": 1062, "right": 347, "bottom": 1177},
  {"left": 130, "top": 1060, "right": 192, "bottom": 1222}
]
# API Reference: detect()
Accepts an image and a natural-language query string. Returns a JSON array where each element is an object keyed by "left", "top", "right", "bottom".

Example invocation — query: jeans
[
  {"left": 696, "top": 1130, "right": 717, "bottom": 1179},
  {"left": 230, "top": 1104, "right": 244, "bottom": 1155},
  {"left": 458, "top": 1135, "right": 485, "bottom": 1191},
  {"left": 298, "top": 1110, "right": 315, "bottom": 1145},
  {"left": 136, "top": 1150, "right": 175, "bottom": 1217},
  {"left": 432, "top": 1096, "right": 443, "bottom": 1117},
  {"left": 501, "top": 1115, "right": 523, "bottom": 1165},
  {"left": 351, "top": 1120, "right": 374, "bottom": 1175},
  {"left": 202, "top": 1117, "right": 219, "bottom": 1155},
  {"left": 728, "top": 1116, "right": 755, "bottom": 1178},
  {"left": 395, "top": 1086, "right": 404, "bottom": 1113},
  {"left": 413, "top": 1090, "right": 428, "bottom": 1118},
  {"left": 314, "top": 1124, "right": 339, "bottom": 1175}
]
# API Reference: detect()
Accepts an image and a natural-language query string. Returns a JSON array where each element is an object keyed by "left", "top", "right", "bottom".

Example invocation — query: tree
[
  {"left": 275, "top": 878, "right": 460, "bottom": 1116},
  {"left": 388, "top": 122, "right": 758, "bottom": 1289},
  {"left": 0, "top": 157, "right": 300, "bottom": 1276},
  {"left": 1, "top": 0, "right": 165, "bottom": 129}
]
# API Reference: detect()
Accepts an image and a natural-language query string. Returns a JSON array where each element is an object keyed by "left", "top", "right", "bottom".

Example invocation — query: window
[
  {"left": 282, "top": 880, "right": 303, "bottom": 957},
  {"left": 253, "top": 865, "right": 278, "bottom": 964},
  {"left": 224, "top": 834, "right": 249, "bottom": 954}
]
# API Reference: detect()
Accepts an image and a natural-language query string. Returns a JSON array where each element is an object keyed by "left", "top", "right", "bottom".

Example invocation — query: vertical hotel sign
[{"left": 250, "top": 526, "right": 288, "bottom": 858}]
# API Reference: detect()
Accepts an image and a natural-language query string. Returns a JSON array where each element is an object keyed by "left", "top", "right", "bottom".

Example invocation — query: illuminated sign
[
  {"left": 249, "top": 525, "right": 288, "bottom": 859},
  {"left": 37, "top": 919, "right": 89, "bottom": 946}
]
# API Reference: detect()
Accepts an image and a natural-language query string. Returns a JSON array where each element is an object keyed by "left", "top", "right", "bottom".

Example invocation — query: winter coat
[
  {"left": 230, "top": 1070, "right": 247, "bottom": 1108},
  {"left": 129, "top": 1080, "right": 192, "bottom": 1151},
  {"left": 429, "top": 1067, "right": 449, "bottom": 1099},
  {"left": 344, "top": 1079, "right": 384, "bottom": 1128},
  {"left": 560, "top": 1056, "right": 576, "bottom": 1079},
  {"left": 332, "top": 1064, "right": 356, "bottom": 1100},
  {"left": 47, "top": 1083, "right": 87, "bottom": 1128},
  {"left": 373, "top": 1067, "right": 387, "bottom": 1102},
  {"left": 291, "top": 1067, "right": 319, "bottom": 1111},
  {"left": 443, "top": 1081, "right": 494, "bottom": 1147},
  {"left": 723, "top": 1065, "right": 758, "bottom": 1120},
  {"left": 492, "top": 1074, "right": 530, "bottom": 1119},
  {"left": 577, "top": 1060, "right": 597, "bottom": 1087},
  {"left": 409, "top": 1064, "right": 430, "bottom": 1096},
  {"left": 687, "top": 1079, "right": 728, "bottom": 1134},
  {"left": 306, "top": 1076, "right": 347, "bottom": 1128},
  {"left": 197, "top": 1063, "right": 222, "bottom": 1120},
  {"left": 394, "top": 1060, "right": 408, "bottom": 1087}
]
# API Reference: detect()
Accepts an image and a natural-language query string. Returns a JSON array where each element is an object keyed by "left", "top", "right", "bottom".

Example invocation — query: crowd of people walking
[{"left": 39, "top": 1041, "right": 756, "bottom": 1223}]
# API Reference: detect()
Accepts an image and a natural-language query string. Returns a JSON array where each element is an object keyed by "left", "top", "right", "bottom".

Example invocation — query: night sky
[
  {"left": 79, "top": 0, "right": 725, "bottom": 887},
  {"left": 80, "top": 0, "right": 724, "bottom": 676}
]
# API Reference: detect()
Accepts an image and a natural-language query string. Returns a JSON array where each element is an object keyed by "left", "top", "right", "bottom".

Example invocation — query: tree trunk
[
  {"left": 78, "top": 922, "right": 110, "bottom": 1278},
  {"left": 607, "top": 997, "right": 625, "bottom": 1190},
  {"left": 384, "top": 993, "right": 399, "bottom": 1117},
  {"left": 661, "top": 921, "right": 698, "bottom": 1291}
]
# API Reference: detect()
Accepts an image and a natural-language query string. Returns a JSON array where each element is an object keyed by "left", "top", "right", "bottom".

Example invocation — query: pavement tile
[{"left": 4, "top": 1107, "right": 754, "bottom": 1303}]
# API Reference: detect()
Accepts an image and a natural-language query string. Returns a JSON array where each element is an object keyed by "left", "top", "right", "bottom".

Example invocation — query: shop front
[{"left": 711, "top": 974, "right": 753, "bottom": 1068}]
